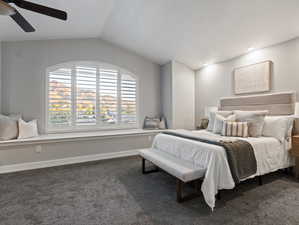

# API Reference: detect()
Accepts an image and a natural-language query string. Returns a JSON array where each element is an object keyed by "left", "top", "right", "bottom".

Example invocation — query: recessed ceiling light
[
  {"left": 203, "top": 63, "right": 213, "bottom": 67},
  {"left": 247, "top": 47, "right": 255, "bottom": 52}
]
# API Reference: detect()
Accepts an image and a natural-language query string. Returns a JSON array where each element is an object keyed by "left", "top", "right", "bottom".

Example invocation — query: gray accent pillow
[
  {"left": 234, "top": 110, "right": 268, "bottom": 137},
  {"left": 207, "top": 111, "right": 233, "bottom": 131},
  {"left": 143, "top": 116, "right": 160, "bottom": 129},
  {"left": 0, "top": 114, "right": 21, "bottom": 141},
  {"left": 213, "top": 114, "right": 236, "bottom": 134}
]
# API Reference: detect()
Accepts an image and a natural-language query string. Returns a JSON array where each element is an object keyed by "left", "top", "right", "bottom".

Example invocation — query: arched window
[{"left": 46, "top": 61, "right": 138, "bottom": 132}]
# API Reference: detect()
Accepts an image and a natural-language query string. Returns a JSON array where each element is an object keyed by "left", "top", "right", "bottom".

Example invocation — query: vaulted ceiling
[{"left": 1, "top": 0, "right": 299, "bottom": 69}]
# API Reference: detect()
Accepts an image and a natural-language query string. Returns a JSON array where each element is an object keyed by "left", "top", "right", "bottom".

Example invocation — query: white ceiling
[{"left": 1, "top": 0, "right": 299, "bottom": 69}]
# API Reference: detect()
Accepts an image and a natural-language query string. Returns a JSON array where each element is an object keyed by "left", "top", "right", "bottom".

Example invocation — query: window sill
[
  {"left": 46, "top": 125, "right": 139, "bottom": 134},
  {"left": 0, "top": 129, "right": 166, "bottom": 148}
]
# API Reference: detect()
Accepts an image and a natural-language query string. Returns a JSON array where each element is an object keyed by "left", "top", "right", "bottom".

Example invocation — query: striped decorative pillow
[{"left": 222, "top": 121, "right": 249, "bottom": 137}]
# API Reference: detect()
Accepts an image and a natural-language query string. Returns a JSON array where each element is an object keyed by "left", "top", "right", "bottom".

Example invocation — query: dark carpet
[{"left": 0, "top": 156, "right": 299, "bottom": 225}]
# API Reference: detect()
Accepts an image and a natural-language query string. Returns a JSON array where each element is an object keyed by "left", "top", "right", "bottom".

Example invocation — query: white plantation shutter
[
  {"left": 48, "top": 68, "right": 72, "bottom": 128},
  {"left": 47, "top": 62, "right": 138, "bottom": 131},
  {"left": 99, "top": 69, "right": 118, "bottom": 125},
  {"left": 121, "top": 74, "right": 137, "bottom": 124},
  {"left": 76, "top": 66, "right": 97, "bottom": 126}
]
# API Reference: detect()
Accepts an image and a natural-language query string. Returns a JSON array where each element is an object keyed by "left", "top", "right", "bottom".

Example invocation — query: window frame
[{"left": 45, "top": 61, "right": 139, "bottom": 133}]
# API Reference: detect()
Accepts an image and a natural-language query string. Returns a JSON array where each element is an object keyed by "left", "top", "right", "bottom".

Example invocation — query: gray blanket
[{"left": 162, "top": 131, "right": 257, "bottom": 184}]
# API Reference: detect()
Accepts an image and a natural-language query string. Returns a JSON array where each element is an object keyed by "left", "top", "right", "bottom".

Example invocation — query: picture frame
[{"left": 233, "top": 60, "right": 272, "bottom": 95}]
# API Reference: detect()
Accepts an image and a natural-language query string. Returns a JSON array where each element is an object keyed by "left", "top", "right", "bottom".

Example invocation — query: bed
[{"left": 140, "top": 92, "right": 298, "bottom": 210}]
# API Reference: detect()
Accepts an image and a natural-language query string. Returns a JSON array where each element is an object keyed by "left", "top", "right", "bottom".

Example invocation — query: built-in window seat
[
  {"left": 0, "top": 129, "right": 164, "bottom": 174},
  {"left": 0, "top": 129, "right": 164, "bottom": 147}
]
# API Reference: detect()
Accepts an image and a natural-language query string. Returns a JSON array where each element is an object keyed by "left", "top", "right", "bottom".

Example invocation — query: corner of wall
[
  {"left": 0, "top": 41, "right": 2, "bottom": 113},
  {"left": 160, "top": 61, "right": 173, "bottom": 128}
]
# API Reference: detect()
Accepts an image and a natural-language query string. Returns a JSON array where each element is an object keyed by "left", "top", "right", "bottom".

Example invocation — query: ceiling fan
[{"left": 0, "top": 0, "right": 67, "bottom": 32}]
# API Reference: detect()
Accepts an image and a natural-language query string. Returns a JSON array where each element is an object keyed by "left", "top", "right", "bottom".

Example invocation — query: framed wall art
[{"left": 233, "top": 60, "right": 272, "bottom": 94}]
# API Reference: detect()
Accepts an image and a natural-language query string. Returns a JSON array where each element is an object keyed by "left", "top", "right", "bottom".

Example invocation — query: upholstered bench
[{"left": 139, "top": 148, "right": 206, "bottom": 202}]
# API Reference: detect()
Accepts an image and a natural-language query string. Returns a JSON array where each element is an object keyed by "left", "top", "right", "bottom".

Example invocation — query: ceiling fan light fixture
[{"left": 0, "top": 1, "right": 15, "bottom": 15}]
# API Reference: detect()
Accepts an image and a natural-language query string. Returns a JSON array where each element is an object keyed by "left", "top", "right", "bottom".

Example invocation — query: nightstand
[{"left": 291, "top": 135, "right": 299, "bottom": 179}]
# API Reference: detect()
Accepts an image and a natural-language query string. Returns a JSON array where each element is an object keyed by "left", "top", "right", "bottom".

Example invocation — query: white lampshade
[
  {"left": 0, "top": 1, "right": 15, "bottom": 16},
  {"left": 295, "top": 102, "right": 299, "bottom": 116},
  {"left": 204, "top": 106, "right": 218, "bottom": 117}
]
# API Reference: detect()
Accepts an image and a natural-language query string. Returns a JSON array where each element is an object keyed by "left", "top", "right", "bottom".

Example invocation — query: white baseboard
[{"left": 0, "top": 149, "right": 142, "bottom": 174}]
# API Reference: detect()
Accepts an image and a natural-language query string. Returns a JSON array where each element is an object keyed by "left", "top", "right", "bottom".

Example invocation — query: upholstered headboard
[
  {"left": 219, "top": 92, "right": 296, "bottom": 115},
  {"left": 219, "top": 91, "right": 299, "bottom": 134}
]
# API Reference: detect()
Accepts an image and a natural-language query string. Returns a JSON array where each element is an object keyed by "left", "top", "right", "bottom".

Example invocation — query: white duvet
[{"left": 152, "top": 130, "right": 294, "bottom": 210}]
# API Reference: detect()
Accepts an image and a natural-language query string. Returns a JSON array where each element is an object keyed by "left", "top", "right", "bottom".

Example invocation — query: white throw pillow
[
  {"left": 262, "top": 116, "right": 294, "bottom": 142},
  {"left": 234, "top": 110, "right": 268, "bottom": 137},
  {"left": 18, "top": 119, "right": 39, "bottom": 139},
  {"left": 213, "top": 114, "right": 236, "bottom": 134},
  {"left": 0, "top": 114, "right": 21, "bottom": 141},
  {"left": 207, "top": 110, "right": 233, "bottom": 131}
]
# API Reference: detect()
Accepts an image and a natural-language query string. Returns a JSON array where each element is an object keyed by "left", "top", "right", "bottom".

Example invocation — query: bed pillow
[
  {"left": 0, "top": 114, "right": 21, "bottom": 141},
  {"left": 18, "top": 119, "right": 39, "bottom": 139},
  {"left": 207, "top": 110, "right": 233, "bottom": 131},
  {"left": 262, "top": 116, "right": 294, "bottom": 142},
  {"left": 213, "top": 114, "right": 236, "bottom": 134},
  {"left": 234, "top": 110, "right": 268, "bottom": 137},
  {"left": 222, "top": 121, "right": 249, "bottom": 137}
]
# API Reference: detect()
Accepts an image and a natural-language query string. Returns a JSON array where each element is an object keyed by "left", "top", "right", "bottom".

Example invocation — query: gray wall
[
  {"left": 0, "top": 42, "right": 1, "bottom": 112},
  {"left": 161, "top": 61, "right": 195, "bottom": 129},
  {"left": 160, "top": 62, "right": 172, "bottom": 128},
  {"left": 172, "top": 61, "right": 195, "bottom": 129},
  {"left": 195, "top": 37, "right": 299, "bottom": 125},
  {"left": 1, "top": 38, "right": 161, "bottom": 133}
]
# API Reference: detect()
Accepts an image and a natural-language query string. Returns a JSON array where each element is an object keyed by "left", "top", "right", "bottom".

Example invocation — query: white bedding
[{"left": 152, "top": 130, "right": 294, "bottom": 210}]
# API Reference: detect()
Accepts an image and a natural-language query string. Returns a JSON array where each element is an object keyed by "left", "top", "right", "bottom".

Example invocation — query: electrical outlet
[{"left": 35, "top": 145, "right": 42, "bottom": 153}]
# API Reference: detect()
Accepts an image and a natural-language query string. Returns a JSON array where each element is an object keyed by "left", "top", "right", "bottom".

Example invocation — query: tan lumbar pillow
[
  {"left": 18, "top": 119, "right": 39, "bottom": 139},
  {"left": 222, "top": 121, "right": 249, "bottom": 138}
]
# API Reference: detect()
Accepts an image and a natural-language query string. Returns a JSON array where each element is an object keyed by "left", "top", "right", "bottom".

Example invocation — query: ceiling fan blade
[
  {"left": 10, "top": 10, "right": 35, "bottom": 32},
  {"left": 13, "top": 0, "right": 67, "bottom": 20}
]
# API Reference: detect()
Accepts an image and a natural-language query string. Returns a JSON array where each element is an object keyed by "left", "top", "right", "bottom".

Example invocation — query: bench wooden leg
[
  {"left": 194, "top": 179, "right": 201, "bottom": 192},
  {"left": 216, "top": 191, "right": 221, "bottom": 200},
  {"left": 141, "top": 157, "right": 159, "bottom": 174},
  {"left": 176, "top": 179, "right": 183, "bottom": 203},
  {"left": 257, "top": 176, "right": 263, "bottom": 186},
  {"left": 176, "top": 179, "right": 202, "bottom": 203},
  {"left": 141, "top": 157, "right": 201, "bottom": 203}
]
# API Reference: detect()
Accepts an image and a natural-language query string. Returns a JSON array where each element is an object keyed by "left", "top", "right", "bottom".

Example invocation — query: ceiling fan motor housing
[{"left": 0, "top": 0, "right": 67, "bottom": 32}]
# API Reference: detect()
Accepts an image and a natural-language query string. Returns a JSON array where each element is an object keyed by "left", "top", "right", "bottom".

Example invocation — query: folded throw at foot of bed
[{"left": 162, "top": 131, "right": 257, "bottom": 183}]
